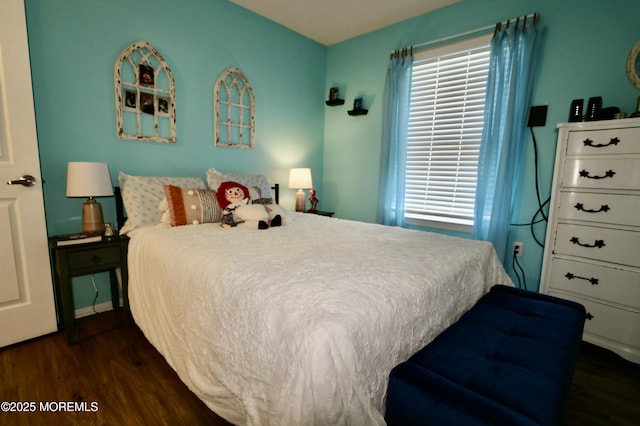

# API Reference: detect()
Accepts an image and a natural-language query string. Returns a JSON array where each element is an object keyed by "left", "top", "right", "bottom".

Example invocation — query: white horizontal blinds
[{"left": 405, "top": 35, "right": 491, "bottom": 227}]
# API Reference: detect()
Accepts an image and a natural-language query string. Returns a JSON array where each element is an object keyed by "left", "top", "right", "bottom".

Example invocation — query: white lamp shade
[
  {"left": 288, "top": 168, "right": 313, "bottom": 189},
  {"left": 66, "top": 162, "right": 114, "bottom": 197}
]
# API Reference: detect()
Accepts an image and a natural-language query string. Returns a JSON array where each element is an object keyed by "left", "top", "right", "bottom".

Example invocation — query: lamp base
[
  {"left": 82, "top": 197, "right": 105, "bottom": 236},
  {"left": 295, "top": 189, "right": 306, "bottom": 212}
]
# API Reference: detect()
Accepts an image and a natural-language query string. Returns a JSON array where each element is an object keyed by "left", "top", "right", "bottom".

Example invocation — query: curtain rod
[{"left": 392, "top": 12, "right": 538, "bottom": 55}]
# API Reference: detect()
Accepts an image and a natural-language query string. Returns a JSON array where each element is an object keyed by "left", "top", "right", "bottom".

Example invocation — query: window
[{"left": 404, "top": 34, "right": 491, "bottom": 232}]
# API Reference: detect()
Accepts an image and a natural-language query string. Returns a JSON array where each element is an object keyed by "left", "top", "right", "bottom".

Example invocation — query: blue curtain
[
  {"left": 473, "top": 20, "right": 540, "bottom": 262},
  {"left": 377, "top": 51, "right": 413, "bottom": 226}
]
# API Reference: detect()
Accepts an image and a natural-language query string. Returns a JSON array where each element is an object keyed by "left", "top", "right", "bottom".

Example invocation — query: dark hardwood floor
[
  {"left": 1, "top": 310, "right": 639, "bottom": 425},
  {"left": 0, "top": 311, "right": 230, "bottom": 426},
  {"left": 562, "top": 340, "right": 640, "bottom": 426}
]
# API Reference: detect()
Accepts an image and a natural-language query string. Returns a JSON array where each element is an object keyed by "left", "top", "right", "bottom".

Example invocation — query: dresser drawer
[
  {"left": 562, "top": 158, "right": 640, "bottom": 190},
  {"left": 558, "top": 192, "right": 640, "bottom": 227},
  {"left": 547, "top": 258, "right": 640, "bottom": 308},
  {"left": 567, "top": 128, "right": 640, "bottom": 156},
  {"left": 554, "top": 224, "right": 640, "bottom": 267},
  {"left": 549, "top": 291, "right": 640, "bottom": 350}
]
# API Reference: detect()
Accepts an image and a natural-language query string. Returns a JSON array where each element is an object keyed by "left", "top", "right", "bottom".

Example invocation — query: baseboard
[{"left": 75, "top": 299, "right": 123, "bottom": 319}]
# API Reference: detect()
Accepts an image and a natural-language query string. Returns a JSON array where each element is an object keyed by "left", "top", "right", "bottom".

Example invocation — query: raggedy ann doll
[
  {"left": 216, "top": 181, "right": 282, "bottom": 229},
  {"left": 216, "top": 181, "right": 250, "bottom": 228}
]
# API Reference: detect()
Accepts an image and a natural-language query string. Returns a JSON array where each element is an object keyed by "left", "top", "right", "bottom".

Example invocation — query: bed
[{"left": 117, "top": 169, "right": 511, "bottom": 425}]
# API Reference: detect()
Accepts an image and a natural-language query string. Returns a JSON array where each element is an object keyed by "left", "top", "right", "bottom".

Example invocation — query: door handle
[{"left": 7, "top": 175, "right": 37, "bottom": 187}]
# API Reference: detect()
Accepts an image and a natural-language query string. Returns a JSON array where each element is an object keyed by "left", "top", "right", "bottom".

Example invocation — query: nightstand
[
  {"left": 304, "top": 210, "right": 334, "bottom": 217},
  {"left": 49, "top": 235, "right": 129, "bottom": 345}
]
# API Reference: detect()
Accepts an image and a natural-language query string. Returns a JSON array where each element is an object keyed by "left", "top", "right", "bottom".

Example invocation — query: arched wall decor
[
  {"left": 214, "top": 67, "right": 255, "bottom": 149},
  {"left": 114, "top": 41, "right": 176, "bottom": 143}
]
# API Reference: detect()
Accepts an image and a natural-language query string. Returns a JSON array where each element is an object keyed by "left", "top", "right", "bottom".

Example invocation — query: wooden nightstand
[
  {"left": 49, "top": 235, "right": 130, "bottom": 345},
  {"left": 304, "top": 210, "right": 335, "bottom": 217}
]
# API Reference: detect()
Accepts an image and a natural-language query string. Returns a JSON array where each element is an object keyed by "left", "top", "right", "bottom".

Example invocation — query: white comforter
[{"left": 128, "top": 213, "right": 510, "bottom": 425}]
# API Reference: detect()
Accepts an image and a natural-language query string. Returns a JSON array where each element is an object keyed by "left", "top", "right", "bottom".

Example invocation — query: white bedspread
[{"left": 128, "top": 213, "right": 510, "bottom": 425}]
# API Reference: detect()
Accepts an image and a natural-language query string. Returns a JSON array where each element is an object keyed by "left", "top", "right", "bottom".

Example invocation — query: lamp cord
[{"left": 91, "top": 274, "right": 100, "bottom": 314}]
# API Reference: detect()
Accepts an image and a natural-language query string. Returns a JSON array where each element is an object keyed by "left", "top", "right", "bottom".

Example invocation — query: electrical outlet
[{"left": 513, "top": 242, "right": 523, "bottom": 257}]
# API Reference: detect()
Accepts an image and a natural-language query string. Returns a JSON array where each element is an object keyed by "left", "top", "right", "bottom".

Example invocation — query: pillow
[
  {"left": 248, "top": 186, "right": 261, "bottom": 201},
  {"left": 206, "top": 168, "right": 273, "bottom": 202},
  {"left": 118, "top": 171, "right": 206, "bottom": 233},
  {"left": 162, "top": 185, "right": 221, "bottom": 226},
  {"left": 158, "top": 184, "right": 261, "bottom": 226}
]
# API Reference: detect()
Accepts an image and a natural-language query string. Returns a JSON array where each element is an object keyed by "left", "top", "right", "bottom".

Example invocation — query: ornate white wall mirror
[
  {"left": 114, "top": 41, "right": 176, "bottom": 143},
  {"left": 214, "top": 67, "right": 255, "bottom": 149},
  {"left": 627, "top": 40, "right": 640, "bottom": 90}
]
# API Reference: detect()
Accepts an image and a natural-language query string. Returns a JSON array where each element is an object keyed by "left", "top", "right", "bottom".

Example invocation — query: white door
[{"left": 0, "top": 0, "right": 57, "bottom": 346}]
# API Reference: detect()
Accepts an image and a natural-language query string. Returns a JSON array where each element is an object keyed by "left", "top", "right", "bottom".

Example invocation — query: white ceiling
[{"left": 228, "top": 0, "right": 462, "bottom": 46}]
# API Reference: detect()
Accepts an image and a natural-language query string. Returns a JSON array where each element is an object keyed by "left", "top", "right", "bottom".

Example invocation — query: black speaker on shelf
[
  {"left": 585, "top": 96, "right": 602, "bottom": 121},
  {"left": 568, "top": 99, "right": 583, "bottom": 122}
]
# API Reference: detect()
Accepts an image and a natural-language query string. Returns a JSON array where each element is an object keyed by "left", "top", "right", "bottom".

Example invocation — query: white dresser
[{"left": 540, "top": 117, "right": 640, "bottom": 364}]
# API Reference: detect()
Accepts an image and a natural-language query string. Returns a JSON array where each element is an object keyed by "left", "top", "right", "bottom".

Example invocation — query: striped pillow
[{"left": 163, "top": 185, "right": 222, "bottom": 226}]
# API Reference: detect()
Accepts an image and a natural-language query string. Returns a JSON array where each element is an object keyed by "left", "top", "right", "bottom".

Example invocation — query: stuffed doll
[
  {"left": 233, "top": 204, "right": 272, "bottom": 229},
  {"left": 216, "top": 181, "right": 283, "bottom": 229},
  {"left": 216, "top": 181, "right": 250, "bottom": 228},
  {"left": 234, "top": 199, "right": 283, "bottom": 229}
]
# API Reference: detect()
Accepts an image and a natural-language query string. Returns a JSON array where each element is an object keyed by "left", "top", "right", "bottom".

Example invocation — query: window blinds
[{"left": 405, "top": 35, "right": 491, "bottom": 228}]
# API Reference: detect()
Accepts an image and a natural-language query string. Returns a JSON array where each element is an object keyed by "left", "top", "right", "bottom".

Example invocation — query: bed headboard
[
  {"left": 114, "top": 183, "right": 280, "bottom": 231},
  {"left": 115, "top": 186, "right": 126, "bottom": 231}
]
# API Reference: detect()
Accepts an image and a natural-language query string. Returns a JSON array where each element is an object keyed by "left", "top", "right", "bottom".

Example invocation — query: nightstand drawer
[{"left": 67, "top": 246, "right": 122, "bottom": 268}]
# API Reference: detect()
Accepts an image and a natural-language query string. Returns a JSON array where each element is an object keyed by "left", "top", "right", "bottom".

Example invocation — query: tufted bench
[{"left": 385, "top": 284, "right": 586, "bottom": 426}]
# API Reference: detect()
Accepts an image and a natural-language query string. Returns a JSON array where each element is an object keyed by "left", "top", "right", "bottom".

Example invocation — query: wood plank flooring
[
  {"left": 562, "top": 340, "right": 640, "bottom": 425},
  {"left": 1, "top": 310, "right": 639, "bottom": 425},
  {"left": 0, "top": 311, "right": 230, "bottom": 426}
]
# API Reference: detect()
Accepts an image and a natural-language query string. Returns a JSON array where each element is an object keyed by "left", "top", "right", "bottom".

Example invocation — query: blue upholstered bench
[{"left": 385, "top": 284, "right": 586, "bottom": 426}]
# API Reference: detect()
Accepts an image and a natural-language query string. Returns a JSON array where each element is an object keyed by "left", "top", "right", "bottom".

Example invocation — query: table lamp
[
  {"left": 66, "top": 162, "right": 114, "bottom": 236},
  {"left": 288, "top": 168, "right": 313, "bottom": 212}
]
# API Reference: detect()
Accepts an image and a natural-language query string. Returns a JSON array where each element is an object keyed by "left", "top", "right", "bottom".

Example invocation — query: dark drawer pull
[
  {"left": 570, "top": 237, "right": 605, "bottom": 248},
  {"left": 579, "top": 169, "right": 616, "bottom": 179},
  {"left": 574, "top": 203, "right": 610, "bottom": 213},
  {"left": 92, "top": 255, "right": 101, "bottom": 263},
  {"left": 586, "top": 312, "right": 594, "bottom": 320},
  {"left": 564, "top": 272, "right": 599, "bottom": 285},
  {"left": 583, "top": 137, "right": 620, "bottom": 148}
]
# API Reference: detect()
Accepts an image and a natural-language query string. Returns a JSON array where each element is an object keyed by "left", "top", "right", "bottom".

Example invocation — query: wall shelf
[
  {"left": 348, "top": 97, "right": 367, "bottom": 116},
  {"left": 325, "top": 99, "right": 345, "bottom": 106},
  {"left": 347, "top": 108, "right": 368, "bottom": 116}
]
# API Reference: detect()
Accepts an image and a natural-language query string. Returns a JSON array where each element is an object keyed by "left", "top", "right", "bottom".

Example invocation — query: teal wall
[
  {"left": 323, "top": 0, "right": 640, "bottom": 290},
  {"left": 25, "top": 0, "right": 326, "bottom": 309},
  {"left": 26, "top": 0, "right": 640, "bottom": 309}
]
